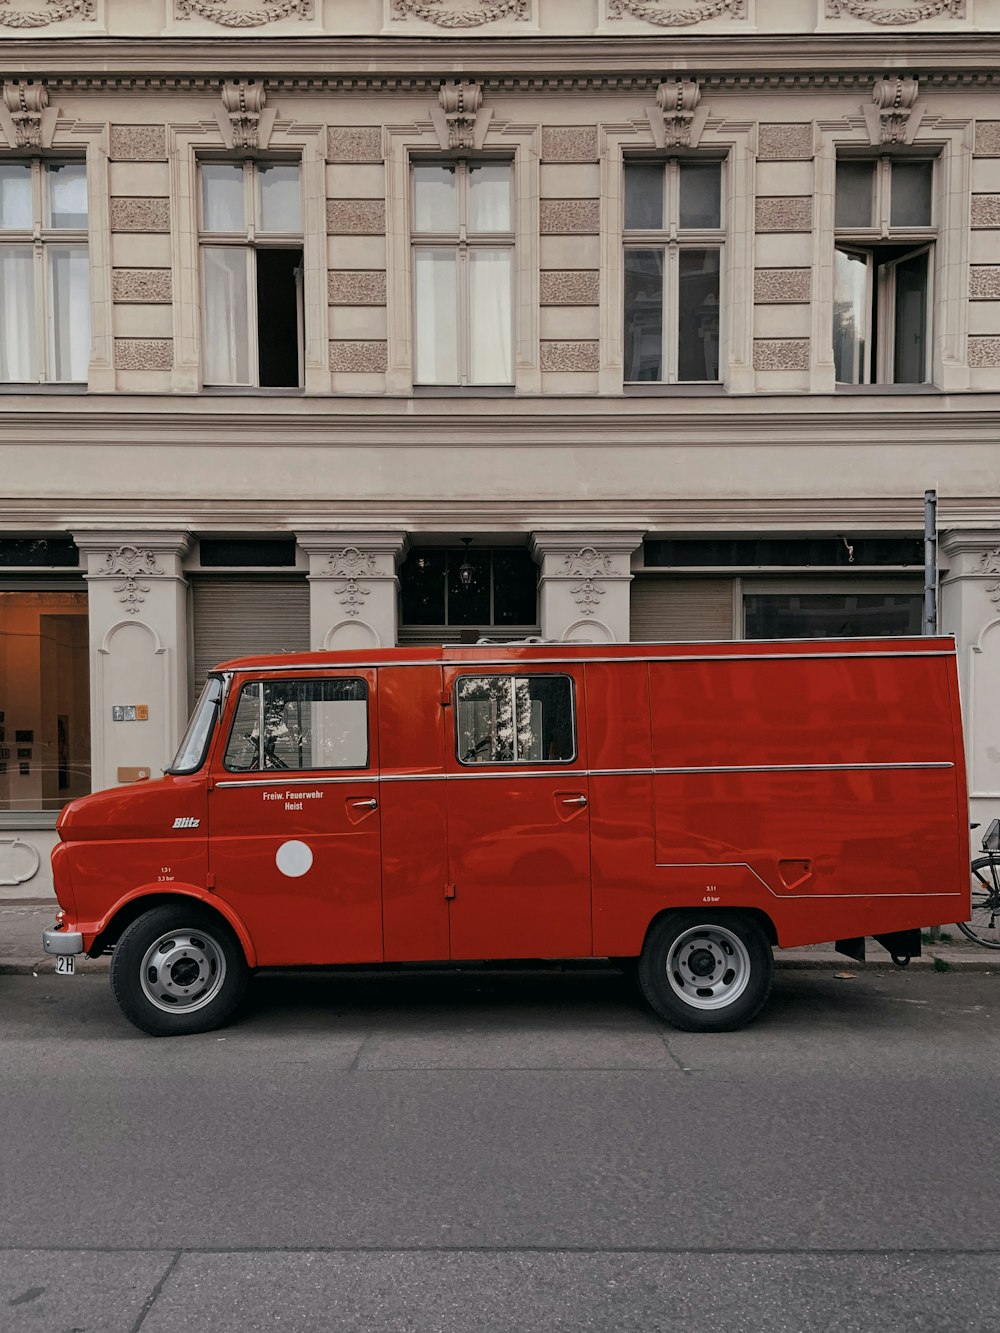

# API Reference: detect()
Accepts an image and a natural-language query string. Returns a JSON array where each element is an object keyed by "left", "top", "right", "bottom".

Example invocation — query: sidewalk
[{"left": 1, "top": 903, "right": 997, "bottom": 976}]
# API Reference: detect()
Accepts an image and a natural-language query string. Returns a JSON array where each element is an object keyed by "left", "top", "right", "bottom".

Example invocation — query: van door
[
  {"left": 208, "top": 670, "right": 381, "bottom": 966},
  {"left": 443, "top": 666, "right": 592, "bottom": 959}
]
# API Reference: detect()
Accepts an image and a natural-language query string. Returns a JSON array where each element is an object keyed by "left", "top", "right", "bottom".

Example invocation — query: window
[
  {"left": 0, "top": 590, "right": 90, "bottom": 810},
  {"left": 399, "top": 546, "right": 537, "bottom": 637},
  {"left": 223, "top": 678, "right": 368, "bottom": 772},
  {"left": 623, "top": 159, "right": 723, "bottom": 382},
  {"left": 411, "top": 161, "right": 514, "bottom": 385},
  {"left": 0, "top": 161, "right": 89, "bottom": 383},
  {"left": 455, "top": 675, "right": 575, "bottom": 765},
  {"left": 744, "top": 593, "right": 923, "bottom": 639},
  {"left": 200, "top": 161, "right": 303, "bottom": 387},
  {"left": 833, "top": 158, "right": 934, "bottom": 385}
]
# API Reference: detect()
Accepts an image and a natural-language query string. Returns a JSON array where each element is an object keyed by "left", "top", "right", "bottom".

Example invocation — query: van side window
[
  {"left": 455, "top": 675, "right": 575, "bottom": 765},
  {"left": 223, "top": 678, "right": 369, "bottom": 772}
]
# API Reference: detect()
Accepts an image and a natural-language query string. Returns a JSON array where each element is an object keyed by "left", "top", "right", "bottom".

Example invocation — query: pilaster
[
  {"left": 73, "top": 531, "right": 192, "bottom": 791},
  {"left": 298, "top": 531, "right": 408, "bottom": 650},
  {"left": 530, "top": 530, "right": 644, "bottom": 642}
]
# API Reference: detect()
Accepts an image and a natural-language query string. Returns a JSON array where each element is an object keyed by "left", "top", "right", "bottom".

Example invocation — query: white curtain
[
  {"left": 414, "top": 249, "right": 458, "bottom": 384},
  {"left": 0, "top": 165, "right": 32, "bottom": 230},
  {"left": 468, "top": 164, "right": 512, "bottom": 233},
  {"left": 203, "top": 246, "right": 250, "bottom": 384},
  {"left": 201, "top": 165, "right": 245, "bottom": 233},
  {"left": 48, "top": 246, "right": 89, "bottom": 382},
  {"left": 0, "top": 247, "right": 36, "bottom": 381},
  {"left": 469, "top": 249, "right": 512, "bottom": 384}
]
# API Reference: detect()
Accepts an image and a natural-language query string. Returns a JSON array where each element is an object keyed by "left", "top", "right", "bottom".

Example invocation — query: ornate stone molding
[
  {"left": 102, "top": 545, "right": 164, "bottom": 614},
  {"left": 322, "top": 547, "right": 378, "bottom": 617},
  {"left": 1, "top": 81, "right": 47, "bottom": 146},
  {"left": 655, "top": 78, "right": 702, "bottom": 148},
  {"left": 391, "top": 0, "right": 528, "bottom": 24},
  {"left": 437, "top": 81, "right": 482, "bottom": 149},
  {"left": 980, "top": 549, "right": 1000, "bottom": 605},
  {"left": 0, "top": 837, "right": 41, "bottom": 887},
  {"left": 563, "top": 547, "right": 613, "bottom": 612},
  {"left": 608, "top": 0, "right": 745, "bottom": 24},
  {"left": 867, "top": 75, "right": 920, "bottom": 145},
  {"left": 826, "top": 0, "right": 962, "bottom": 22},
  {"left": 176, "top": 0, "right": 312, "bottom": 25},
  {"left": 221, "top": 80, "right": 266, "bottom": 151},
  {"left": 0, "top": 0, "right": 94, "bottom": 27}
]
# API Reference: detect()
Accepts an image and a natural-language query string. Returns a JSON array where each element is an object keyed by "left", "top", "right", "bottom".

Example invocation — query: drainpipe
[{"left": 923, "top": 489, "right": 937, "bottom": 636}]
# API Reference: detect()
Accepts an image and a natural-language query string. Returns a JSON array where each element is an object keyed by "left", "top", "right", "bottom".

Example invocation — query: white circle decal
[{"left": 275, "top": 840, "right": 314, "bottom": 878}]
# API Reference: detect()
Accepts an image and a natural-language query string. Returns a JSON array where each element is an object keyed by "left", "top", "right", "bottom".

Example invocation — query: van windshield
[{"left": 167, "top": 676, "right": 224, "bottom": 775}]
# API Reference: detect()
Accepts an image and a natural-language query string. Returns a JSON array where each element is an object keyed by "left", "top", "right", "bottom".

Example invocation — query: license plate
[{"left": 54, "top": 955, "right": 76, "bottom": 976}]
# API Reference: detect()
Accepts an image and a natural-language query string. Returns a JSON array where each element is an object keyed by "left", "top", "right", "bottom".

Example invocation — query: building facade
[{"left": 2, "top": 0, "right": 999, "bottom": 898}]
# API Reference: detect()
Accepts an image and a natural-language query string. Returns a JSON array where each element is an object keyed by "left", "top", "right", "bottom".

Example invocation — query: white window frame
[
  {"left": 0, "top": 159, "right": 89, "bottom": 384},
  {"left": 622, "top": 156, "right": 725, "bottom": 385},
  {"left": 197, "top": 157, "right": 305, "bottom": 388},
  {"left": 833, "top": 156, "right": 936, "bottom": 386},
  {"left": 409, "top": 157, "right": 515, "bottom": 388}
]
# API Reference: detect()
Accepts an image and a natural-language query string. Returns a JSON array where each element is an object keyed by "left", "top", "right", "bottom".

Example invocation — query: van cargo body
[{"left": 44, "top": 637, "right": 970, "bottom": 1035}]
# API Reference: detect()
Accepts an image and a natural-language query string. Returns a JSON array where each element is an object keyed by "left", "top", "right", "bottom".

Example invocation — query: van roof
[{"left": 213, "top": 635, "right": 956, "bottom": 673}]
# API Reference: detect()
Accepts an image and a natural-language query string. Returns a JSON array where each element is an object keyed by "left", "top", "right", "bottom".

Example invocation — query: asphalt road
[{"left": 2, "top": 964, "right": 1000, "bottom": 1332}]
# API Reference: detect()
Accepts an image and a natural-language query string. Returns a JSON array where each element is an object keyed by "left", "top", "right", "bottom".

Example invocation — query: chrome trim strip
[{"left": 215, "top": 775, "right": 377, "bottom": 789}]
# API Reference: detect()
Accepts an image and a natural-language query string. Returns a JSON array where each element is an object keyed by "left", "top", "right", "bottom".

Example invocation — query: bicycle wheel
[{"left": 957, "top": 855, "right": 1000, "bottom": 948}]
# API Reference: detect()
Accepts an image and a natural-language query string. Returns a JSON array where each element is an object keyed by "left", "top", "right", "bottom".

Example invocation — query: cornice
[{"left": 4, "top": 35, "right": 1000, "bottom": 84}]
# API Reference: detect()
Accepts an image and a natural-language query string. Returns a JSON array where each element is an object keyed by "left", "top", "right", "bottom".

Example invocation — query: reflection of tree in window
[{"left": 455, "top": 675, "right": 574, "bottom": 764}]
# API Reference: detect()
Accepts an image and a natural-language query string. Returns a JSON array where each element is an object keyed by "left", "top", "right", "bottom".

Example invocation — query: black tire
[
  {"left": 637, "top": 911, "right": 773, "bottom": 1033},
  {"left": 110, "top": 903, "right": 249, "bottom": 1036},
  {"left": 957, "top": 856, "right": 1000, "bottom": 949}
]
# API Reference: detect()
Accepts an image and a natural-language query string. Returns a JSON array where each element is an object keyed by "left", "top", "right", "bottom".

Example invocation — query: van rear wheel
[
  {"left": 638, "top": 911, "right": 773, "bottom": 1033},
  {"left": 110, "top": 904, "right": 249, "bottom": 1037}
]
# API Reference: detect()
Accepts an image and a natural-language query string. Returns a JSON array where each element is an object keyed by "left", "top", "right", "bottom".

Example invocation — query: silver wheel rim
[
  {"left": 139, "top": 929, "right": 227, "bottom": 1015},
  {"left": 665, "top": 924, "right": 752, "bottom": 1011}
]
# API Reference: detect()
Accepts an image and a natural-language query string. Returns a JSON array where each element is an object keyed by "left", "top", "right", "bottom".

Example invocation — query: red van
[{"left": 43, "top": 637, "right": 970, "bottom": 1036}]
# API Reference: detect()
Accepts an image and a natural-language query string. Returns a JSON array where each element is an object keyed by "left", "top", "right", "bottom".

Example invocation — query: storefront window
[
  {"left": 0, "top": 590, "right": 90, "bottom": 811},
  {"left": 744, "top": 593, "right": 922, "bottom": 640}
]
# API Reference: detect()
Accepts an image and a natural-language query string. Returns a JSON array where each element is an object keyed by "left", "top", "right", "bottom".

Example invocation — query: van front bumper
[{"left": 42, "top": 928, "right": 84, "bottom": 956}]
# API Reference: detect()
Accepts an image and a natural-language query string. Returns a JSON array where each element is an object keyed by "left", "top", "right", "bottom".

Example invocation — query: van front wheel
[
  {"left": 638, "top": 912, "right": 773, "bottom": 1033},
  {"left": 110, "top": 904, "right": 249, "bottom": 1037}
]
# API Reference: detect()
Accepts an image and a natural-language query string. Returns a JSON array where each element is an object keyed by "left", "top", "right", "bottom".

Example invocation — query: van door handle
[
  {"left": 562, "top": 795, "right": 588, "bottom": 807},
  {"left": 351, "top": 798, "right": 378, "bottom": 809}
]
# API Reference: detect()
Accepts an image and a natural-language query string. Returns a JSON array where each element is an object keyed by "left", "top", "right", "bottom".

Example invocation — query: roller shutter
[
  {"left": 630, "top": 577, "right": 736, "bottom": 643},
  {"left": 192, "top": 576, "right": 310, "bottom": 683}
]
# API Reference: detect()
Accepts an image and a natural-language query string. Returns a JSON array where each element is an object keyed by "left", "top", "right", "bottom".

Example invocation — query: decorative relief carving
[
  {"left": 757, "top": 123, "right": 814, "bottom": 161},
  {"left": 1, "top": 81, "right": 47, "bottom": 147},
  {"left": 540, "top": 271, "right": 600, "bottom": 306},
  {"left": 655, "top": 80, "right": 701, "bottom": 149},
  {"left": 391, "top": 0, "right": 529, "bottom": 25},
  {"left": 330, "top": 340, "right": 388, "bottom": 373},
  {"left": 968, "top": 337, "right": 1000, "bottom": 369},
  {"left": 110, "top": 198, "right": 170, "bottom": 233},
  {"left": 102, "top": 545, "right": 164, "bottom": 614},
  {"left": 437, "top": 82, "right": 483, "bottom": 150},
  {"left": 753, "top": 338, "right": 810, "bottom": 371},
  {"left": 0, "top": 837, "right": 41, "bottom": 887},
  {"left": 221, "top": 81, "right": 266, "bottom": 152},
  {"left": 980, "top": 549, "right": 1000, "bottom": 604},
  {"left": 112, "top": 269, "right": 173, "bottom": 304},
  {"left": 825, "top": 0, "right": 962, "bottom": 21},
  {"left": 0, "top": 0, "right": 94, "bottom": 27},
  {"left": 328, "top": 271, "right": 387, "bottom": 306},
  {"left": 607, "top": 0, "right": 745, "bottom": 24},
  {"left": 974, "top": 123, "right": 1000, "bottom": 157},
  {"left": 867, "top": 76, "right": 919, "bottom": 145},
  {"left": 539, "top": 199, "right": 600, "bottom": 235},
  {"left": 109, "top": 125, "right": 166, "bottom": 161},
  {"left": 540, "top": 341, "right": 600, "bottom": 372},
  {"left": 754, "top": 268, "right": 811, "bottom": 304},
  {"left": 322, "top": 548, "right": 378, "bottom": 616},
  {"left": 326, "top": 199, "right": 386, "bottom": 235},
  {"left": 970, "top": 268, "right": 1000, "bottom": 301},
  {"left": 175, "top": 0, "right": 312, "bottom": 25},
  {"left": 327, "top": 127, "right": 383, "bottom": 163},
  {"left": 114, "top": 339, "right": 173, "bottom": 371},
  {"left": 563, "top": 548, "right": 613, "bottom": 613},
  {"left": 755, "top": 197, "right": 813, "bottom": 232},
  {"left": 971, "top": 196, "right": 1000, "bottom": 229},
  {"left": 541, "top": 127, "right": 599, "bottom": 163}
]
